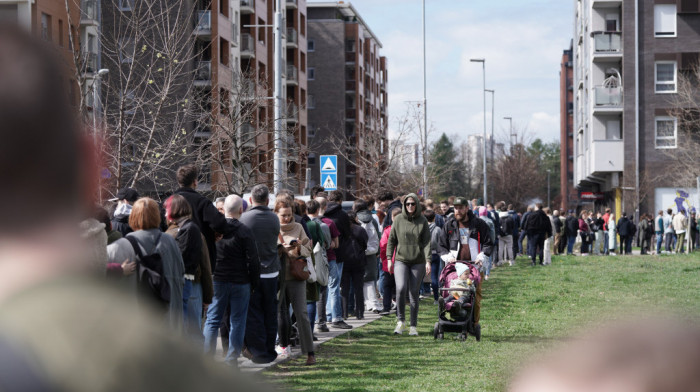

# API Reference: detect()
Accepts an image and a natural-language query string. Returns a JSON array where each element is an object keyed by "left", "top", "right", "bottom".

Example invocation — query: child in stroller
[{"left": 434, "top": 261, "right": 481, "bottom": 341}]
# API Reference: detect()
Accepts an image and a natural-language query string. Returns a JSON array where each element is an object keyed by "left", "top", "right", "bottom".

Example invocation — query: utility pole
[
  {"left": 421, "top": 0, "right": 428, "bottom": 199},
  {"left": 273, "top": 0, "right": 284, "bottom": 194},
  {"left": 486, "top": 89, "right": 495, "bottom": 193},
  {"left": 470, "top": 58, "right": 487, "bottom": 205}
]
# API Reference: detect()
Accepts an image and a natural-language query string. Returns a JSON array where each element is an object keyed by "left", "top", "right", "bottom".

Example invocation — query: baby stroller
[{"left": 433, "top": 261, "right": 481, "bottom": 341}]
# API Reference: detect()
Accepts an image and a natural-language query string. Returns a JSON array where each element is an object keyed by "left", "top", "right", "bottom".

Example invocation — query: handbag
[
  {"left": 289, "top": 256, "right": 310, "bottom": 281},
  {"left": 306, "top": 256, "right": 317, "bottom": 283},
  {"left": 313, "top": 241, "right": 329, "bottom": 286}
]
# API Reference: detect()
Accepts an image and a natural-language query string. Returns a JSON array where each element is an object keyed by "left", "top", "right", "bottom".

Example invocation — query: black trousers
[
  {"left": 341, "top": 263, "right": 364, "bottom": 319},
  {"left": 529, "top": 232, "right": 546, "bottom": 264},
  {"left": 244, "top": 277, "right": 278, "bottom": 363}
]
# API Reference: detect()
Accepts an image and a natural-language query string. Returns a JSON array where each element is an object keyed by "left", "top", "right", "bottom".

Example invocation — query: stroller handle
[{"left": 439, "top": 288, "right": 471, "bottom": 292}]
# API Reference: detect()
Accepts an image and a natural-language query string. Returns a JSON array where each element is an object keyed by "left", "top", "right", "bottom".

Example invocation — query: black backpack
[
  {"left": 500, "top": 215, "right": 514, "bottom": 234},
  {"left": 126, "top": 234, "right": 171, "bottom": 307}
]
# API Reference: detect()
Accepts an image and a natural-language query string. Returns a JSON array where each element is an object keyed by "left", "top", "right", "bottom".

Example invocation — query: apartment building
[
  {"left": 0, "top": 0, "right": 100, "bottom": 110},
  {"left": 306, "top": 2, "right": 388, "bottom": 197},
  {"left": 560, "top": 41, "right": 577, "bottom": 212},
  {"left": 573, "top": 0, "right": 700, "bottom": 217}
]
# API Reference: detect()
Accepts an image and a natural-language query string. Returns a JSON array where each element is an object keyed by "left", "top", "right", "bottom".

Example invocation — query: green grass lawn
[{"left": 264, "top": 253, "right": 700, "bottom": 391}]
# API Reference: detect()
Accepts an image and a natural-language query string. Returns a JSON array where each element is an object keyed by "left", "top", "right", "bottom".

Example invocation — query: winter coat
[
  {"left": 525, "top": 210, "right": 552, "bottom": 237},
  {"left": 165, "top": 222, "right": 213, "bottom": 304},
  {"left": 81, "top": 218, "right": 109, "bottom": 276},
  {"left": 617, "top": 217, "right": 631, "bottom": 236},
  {"left": 111, "top": 211, "right": 133, "bottom": 238},
  {"left": 169, "top": 218, "right": 203, "bottom": 276},
  {"left": 438, "top": 209, "right": 494, "bottom": 259},
  {"left": 553, "top": 215, "right": 563, "bottom": 234},
  {"left": 279, "top": 222, "right": 312, "bottom": 280},
  {"left": 673, "top": 213, "right": 688, "bottom": 234},
  {"left": 429, "top": 222, "right": 446, "bottom": 255},
  {"left": 174, "top": 187, "right": 227, "bottom": 272},
  {"left": 324, "top": 202, "right": 353, "bottom": 263},
  {"left": 565, "top": 215, "right": 579, "bottom": 236},
  {"left": 239, "top": 205, "right": 281, "bottom": 275},
  {"left": 357, "top": 209, "right": 380, "bottom": 255},
  {"left": 215, "top": 218, "right": 260, "bottom": 288},
  {"left": 382, "top": 199, "right": 403, "bottom": 229},
  {"left": 380, "top": 226, "right": 394, "bottom": 273},
  {"left": 386, "top": 193, "right": 431, "bottom": 265}
]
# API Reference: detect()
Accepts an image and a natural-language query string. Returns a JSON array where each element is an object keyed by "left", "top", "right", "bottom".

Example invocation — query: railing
[
  {"left": 286, "top": 27, "right": 298, "bottom": 46},
  {"left": 81, "top": 0, "right": 97, "bottom": 21},
  {"left": 195, "top": 11, "right": 211, "bottom": 32},
  {"left": 286, "top": 65, "right": 298, "bottom": 82},
  {"left": 286, "top": 0, "right": 298, "bottom": 6},
  {"left": 240, "top": 0, "right": 253, "bottom": 8},
  {"left": 195, "top": 61, "right": 212, "bottom": 81},
  {"left": 594, "top": 86, "right": 622, "bottom": 106},
  {"left": 593, "top": 31, "right": 621, "bottom": 53},
  {"left": 241, "top": 33, "right": 254, "bottom": 54}
]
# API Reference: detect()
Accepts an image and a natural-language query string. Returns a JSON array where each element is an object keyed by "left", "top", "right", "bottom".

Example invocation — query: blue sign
[
  {"left": 322, "top": 173, "right": 338, "bottom": 191},
  {"left": 319, "top": 155, "right": 338, "bottom": 191}
]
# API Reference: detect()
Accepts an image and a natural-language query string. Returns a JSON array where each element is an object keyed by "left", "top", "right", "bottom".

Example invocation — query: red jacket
[{"left": 379, "top": 226, "right": 395, "bottom": 273}]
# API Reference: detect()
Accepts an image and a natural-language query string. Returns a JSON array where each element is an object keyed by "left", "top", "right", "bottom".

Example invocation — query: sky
[{"left": 345, "top": 0, "right": 574, "bottom": 145}]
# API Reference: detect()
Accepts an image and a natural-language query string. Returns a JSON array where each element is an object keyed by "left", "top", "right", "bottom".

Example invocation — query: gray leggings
[{"left": 394, "top": 261, "right": 426, "bottom": 327}]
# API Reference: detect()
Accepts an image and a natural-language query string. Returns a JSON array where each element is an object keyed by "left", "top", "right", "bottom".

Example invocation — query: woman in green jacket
[{"left": 386, "top": 193, "right": 431, "bottom": 336}]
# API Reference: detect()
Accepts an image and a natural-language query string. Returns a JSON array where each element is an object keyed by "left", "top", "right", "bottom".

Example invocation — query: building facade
[
  {"left": 306, "top": 2, "right": 388, "bottom": 197},
  {"left": 560, "top": 41, "right": 577, "bottom": 212},
  {"left": 573, "top": 0, "right": 700, "bottom": 217}
]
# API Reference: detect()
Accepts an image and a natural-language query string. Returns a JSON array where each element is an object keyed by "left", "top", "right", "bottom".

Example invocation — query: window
[
  {"left": 118, "top": 0, "right": 135, "bottom": 11},
  {"left": 655, "top": 61, "right": 677, "bottom": 93},
  {"left": 308, "top": 124, "right": 316, "bottom": 138},
  {"left": 654, "top": 4, "right": 676, "bottom": 37},
  {"left": 58, "top": 19, "right": 64, "bottom": 47},
  {"left": 307, "top": 39, "right": 315, "bottom": 52},
  {"left": 655, "top": 117, "right": 677, "bottom": 149},
  {"left": 119, "top": 39, "right": 135, "bottom": 63},
  {"left": 308, "top": 67, "right": 315, "bottom": 80},
  {"left": 308, "top": 153, "right": 316, "bottom": 165},
  {"left": 300, "top": 14, "right": 306, "bottom": 36},
  {"left": 308, "top": 94, "right": 315, "bottom": 109},
  {"left": 41, "top": 13, "right": 51, "bottom": 41}
]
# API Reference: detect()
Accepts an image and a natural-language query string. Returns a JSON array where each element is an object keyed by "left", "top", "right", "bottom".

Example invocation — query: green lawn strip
[{"left": 265, "top": 253, "right": 700, "bottom": 391}]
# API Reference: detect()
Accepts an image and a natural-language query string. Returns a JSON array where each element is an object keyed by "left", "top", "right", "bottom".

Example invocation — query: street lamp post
[
  {"left": 273, "top": 0, "right": 284, "bottom": 194},
  {"left": 485, "top": 89, "right": 494, "bottom": 168},
  {"left": 546, "top": 169, "right": 551, "bottom": 208},
  {"left": 471, "top": 58, "right": 487, "bottom": 205},
  {"left": 504, "top": 116, "right": 515, "bottom": 148}
]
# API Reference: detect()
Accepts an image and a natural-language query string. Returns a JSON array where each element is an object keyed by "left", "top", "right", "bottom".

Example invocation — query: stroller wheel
[
  {"left": 474, "top": 323, "right": 481, "bottom": 342},
  {"left": 433, "top": 322, "right": 439, "bottom": 339},
  {"left": 438, "top": 333, "right": 444, "bottom": 340}
]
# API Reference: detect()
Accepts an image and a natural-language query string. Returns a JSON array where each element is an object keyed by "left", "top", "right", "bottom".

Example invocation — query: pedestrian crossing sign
[
  {"left": 322, "top": 173, "right": 337, "bottom": 191},
  {"left": 320, "top": 155, "right": 337, "bottom": 172}
]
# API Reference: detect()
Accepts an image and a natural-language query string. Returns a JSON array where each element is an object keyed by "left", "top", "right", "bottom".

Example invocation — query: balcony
[
  {"left": 590, "top": 139, "right": 623, "bottom": 173},
  {"left": 345, "top": 81, "right": 356, "bottom": 92},
  {"left": 286, "top": 27, "right": 298, "bottom": 48},
  {"left": 345, "top": 52, "right": 355, "bottom": 63},
  {"left": 80, "top": 0, "right": 98, "bottom": 25},
  {"left": 194, "top": 11, "right": 211, "bottom": 36},
  {"left": 240, "top": 0, "right": 254, "bottom": 14},
  {"left": 346, "top": 109, "right": 356, "bottom": 121},
  {"left": 286, "top": 0, "right": 297, "bottom": 9},
  {"left": 194, "top": 61, "right": 212, "bottom": 85},
  {"left": 286, "top": 101, "right": 298, "bottom": 123},
  {"left": 593, "top": 31, "right": 622, "bottom": 55},
  {"left": 241, "top": 33, "right": 255, "bottom": 58},
  {"left": 286, "top": 64, "right": 298, "bottom": 85},
  {"left": 594, "top": 86, "right": 622, "bottom": 108},
  {"left": 380, "top": 80, "right": 386, "bottom": 92}
]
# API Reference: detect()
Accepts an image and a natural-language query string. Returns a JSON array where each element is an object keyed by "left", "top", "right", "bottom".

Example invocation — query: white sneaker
[
  {"left": 275, "top": 346, "right": 291, "bottom": 358},
  {"left": 394, "top": 321, "right": 406, "bottom": 335},
  {"left": 509, "top": 260, "right": 514, "bottom": 266},
  {"left": 408, "top": 326, "right": 418, "bottom": 336}
]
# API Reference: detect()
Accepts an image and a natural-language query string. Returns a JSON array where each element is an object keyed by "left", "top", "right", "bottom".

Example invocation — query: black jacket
[
  {"left": 174, "top": 187, "right": 227, "bottom": 271},
  {"left": 324, "top": 202, "right": 353, "bottom": 264},
  {"left": 438, "top": 210, "right": 494, "bottom": 258},
  {"left": 382, "top": 199, "right": 403, "bottom": 229},
  {"left": 345, "top": 222, "right": 369, "bottom": 267},
  {"left": 111, "top": 213, "right": 132, "bottom": 237},
  {"left": 520, "top": 211, "right": 532, "bottom": 231},
  {"left": 525, "top": 210, "right": 553, "bottom": 237},
  {"left": 617, "top": 217, "right": 631, "bottom": 236},
  {"left": 175, "top": 219, "right": 203, "bottom": 276},
  {"left": 553, "top": 216, "right": 563, "bottom": 234},
  {"left": 214, "top": 218, "right": 260, "bottom": 289},
  {"left": 565, "top": 215, "right": 579, "bottom": 236}
]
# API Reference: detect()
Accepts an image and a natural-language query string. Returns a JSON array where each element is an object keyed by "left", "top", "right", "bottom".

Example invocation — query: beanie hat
[{"left": 455, "top": 263, "right": 468, "bottom": 277}]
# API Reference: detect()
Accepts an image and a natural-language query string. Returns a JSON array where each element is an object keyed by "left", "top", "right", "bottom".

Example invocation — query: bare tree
[
  {"left": 665, "top": 63, "right": 700, "bottom": 188},
  {"left": 192, "top": 69, "right": 302, "bottom": 196}
]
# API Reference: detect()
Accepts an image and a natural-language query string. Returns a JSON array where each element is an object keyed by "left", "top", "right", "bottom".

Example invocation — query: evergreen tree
[{"left": 428, "top": 133, "right": 468, "bottom": 199}]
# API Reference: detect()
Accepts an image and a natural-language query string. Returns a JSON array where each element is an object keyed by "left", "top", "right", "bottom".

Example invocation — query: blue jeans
[
  {"left": 567, "top": 235, "right": 576, "bottom": 254},
  {"left": 656, "top": 232, "right": 664, "bottom": 254},
  {"left": 307, "top": 302, "right": 316, "bottom": 332},
  {"left": 182, "top": 279, "right": 192, "bottom": 318},
  {"left": 603, "top": 231, "right": 609, "bottom": 255},
  {"left": 203, "top": 282, "right": 250, "bottom": 364},
  {"left": 185, "top": 281, "right": 203, "bottom": 343},
  {"left": 326, "top": 260, "right": 343, "bottom": 322},
  {"left": 518, "top": 231, "right": 528, "bottom": 254}
]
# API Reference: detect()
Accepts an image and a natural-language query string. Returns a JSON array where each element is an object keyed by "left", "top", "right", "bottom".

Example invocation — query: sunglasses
[{"left": 405, "top": 202, "right": 416, "bottom": 206}]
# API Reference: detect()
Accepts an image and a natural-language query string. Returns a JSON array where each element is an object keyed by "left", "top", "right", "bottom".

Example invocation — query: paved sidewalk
[{"left": 215, "top": 311, "right": 387, "bottom": 372}]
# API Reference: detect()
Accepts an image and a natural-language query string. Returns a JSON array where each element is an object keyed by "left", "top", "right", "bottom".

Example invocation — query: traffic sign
[
  {"left": 322, "top": 173, "right": 337, "bottom": 191},
  {"left": 320, "top": 155, "right": 337, "bottom": 173}
]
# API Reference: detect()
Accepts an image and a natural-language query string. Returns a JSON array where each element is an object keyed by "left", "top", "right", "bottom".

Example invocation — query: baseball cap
[
  {"left": 111, "top": 187, "right": 139, "bottom": 203},
  {"left": 453, "top": 197, "right": 469, "bottom": 207}
]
